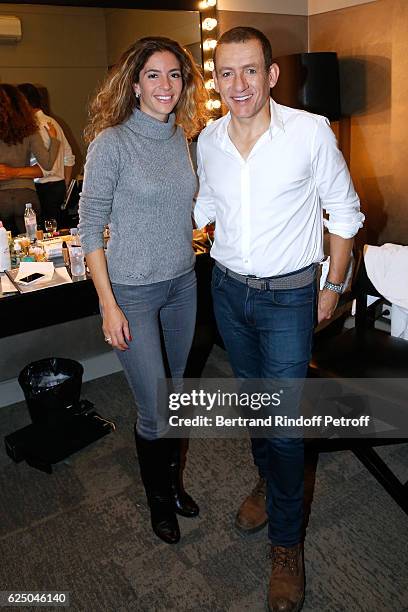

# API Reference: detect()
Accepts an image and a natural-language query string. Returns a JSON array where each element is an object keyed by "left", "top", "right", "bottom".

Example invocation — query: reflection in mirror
[{"left": 0, "top": 3, "right": 202, "bottom": 171}]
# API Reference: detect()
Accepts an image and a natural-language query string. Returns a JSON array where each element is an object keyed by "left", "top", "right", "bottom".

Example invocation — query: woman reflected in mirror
[{"left": 0, "top": 83, "right": 59, "bottom": 235}]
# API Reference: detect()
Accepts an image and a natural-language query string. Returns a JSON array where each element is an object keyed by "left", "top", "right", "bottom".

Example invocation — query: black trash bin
[{"left": 18, "top": 357, "right": 84, "bottom": 425}]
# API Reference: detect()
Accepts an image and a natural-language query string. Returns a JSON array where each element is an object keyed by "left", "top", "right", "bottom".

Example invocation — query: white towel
[
  {"left": 364, "top": 243, "right": 408, "bottom": 309},
  {"left": 364, "top": 243, "right": 408, "bottom": 339}
]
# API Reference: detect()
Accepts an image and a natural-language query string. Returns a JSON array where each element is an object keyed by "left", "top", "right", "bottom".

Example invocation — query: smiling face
[
  {"left": 214, "top": 39, "right": 279, "bottom": 122},
  {"left": 134, "top": 50, "right": 183, "bottom": 122}
]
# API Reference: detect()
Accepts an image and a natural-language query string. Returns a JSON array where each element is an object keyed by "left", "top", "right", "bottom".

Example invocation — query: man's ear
[{"left": 269, "top": 63, "right": 280, "bottom": 90}]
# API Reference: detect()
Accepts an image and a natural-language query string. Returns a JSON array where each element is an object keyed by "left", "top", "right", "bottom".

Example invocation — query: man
[
  {"left": 194, "top": 27, "right": 364, "bottom": 612},
  {"left": 18, "top": 83, "right": 75, "bottom": 227}
]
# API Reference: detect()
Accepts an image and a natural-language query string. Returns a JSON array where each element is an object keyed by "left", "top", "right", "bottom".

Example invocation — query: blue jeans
[
  {"left": 212, "top": 264, "right": 316, "bottom": 546},
  {"left": 111, "top": 270, "right": 197, "bottom": 440}
]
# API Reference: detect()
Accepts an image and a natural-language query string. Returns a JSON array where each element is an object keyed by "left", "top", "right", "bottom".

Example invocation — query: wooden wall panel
[{"left": 310, "top": 0, "right": 408, "bottom": 245}]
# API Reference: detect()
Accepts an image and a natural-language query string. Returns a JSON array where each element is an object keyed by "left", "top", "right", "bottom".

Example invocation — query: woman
[
  {"left": 0, "top": 84, "right": 59, "bottom": 235},
  {"left": 79, "top": 37, "right": 207, "bottom": 544}
]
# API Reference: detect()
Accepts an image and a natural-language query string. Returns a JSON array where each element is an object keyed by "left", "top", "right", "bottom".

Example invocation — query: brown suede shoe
[
  {"left": 235, "top": 477, "right": 268, "bottom": 534},
  {"left": 267, "top": 544, "right": 305, "bottom": 612}
]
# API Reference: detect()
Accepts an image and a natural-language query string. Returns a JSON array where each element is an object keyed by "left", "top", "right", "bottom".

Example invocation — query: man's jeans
[
  {"left": 212, "top": 264, "right": 316, "bottom": 546},
  {"left": 112, "top": 270, "right": 197, "bottom": 440}
]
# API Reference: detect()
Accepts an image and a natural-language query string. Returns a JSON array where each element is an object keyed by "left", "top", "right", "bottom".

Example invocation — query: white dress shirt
[
  {"left": 194, "top": 98, "right": 364, "bottom": 277},
  {"left": 33, "top": 109, "right": 75, "bottom": 183}
]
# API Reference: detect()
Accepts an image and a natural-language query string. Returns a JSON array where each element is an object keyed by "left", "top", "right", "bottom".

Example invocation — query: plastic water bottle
[
  {"left": 0, "top": 221, "right": 12, "bottom": 272},
  {"left": 69, "top": 245, "right": 86, "bottom": 276},
  {"left": 24, "top": 203, "right": 37, "bottom": 242}
]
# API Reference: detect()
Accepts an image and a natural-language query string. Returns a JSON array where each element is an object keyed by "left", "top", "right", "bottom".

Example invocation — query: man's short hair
[
  {"left": 17, "top": 83, "right": 42, "bottom": 110},
  {"left": 215, "top": 27, "right": 273, "bottom": 71}
]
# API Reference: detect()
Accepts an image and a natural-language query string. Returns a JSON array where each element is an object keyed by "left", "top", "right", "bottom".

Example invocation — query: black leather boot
[
  {"left": 169, "top": 438, "right": 199, "bottom": 517},
  {"left": 134, "top": 428, "right": 180, "bottom": 544}
]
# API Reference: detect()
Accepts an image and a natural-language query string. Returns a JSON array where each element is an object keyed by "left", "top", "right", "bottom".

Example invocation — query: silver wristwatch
[{"left": 323, "top": 280, "right": 344, "bottom": 294}]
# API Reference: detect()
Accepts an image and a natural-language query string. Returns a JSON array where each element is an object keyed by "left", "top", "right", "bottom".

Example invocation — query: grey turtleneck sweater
[{"left": 79, "top": 108, "right": 197, "bottom": 285}]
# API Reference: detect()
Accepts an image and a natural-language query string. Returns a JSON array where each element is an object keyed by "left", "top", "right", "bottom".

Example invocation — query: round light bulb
[
  {"left": 207, "top": 0, "right": 217, "bottom": 6},
  {"left": 204, "top": 59, "right": 215, "bottom": 72},
  {"left": 212, "top": 99, "right": 221, "bottom": 109},
  {"left": 202, "top": 18, "right": 218, "bottom": 31},
  {"left": 203, "top": 39, "right": 217, "bottom": 51},
  {"left": 205, "top": 100, "right": 214, "bottom": 110},
  {"left": 205, "top": 79, "right": 215, "bottom": 90}
]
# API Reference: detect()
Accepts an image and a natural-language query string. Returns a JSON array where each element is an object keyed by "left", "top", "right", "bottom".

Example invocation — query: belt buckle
[{"left": 247, "top": 276, "right": 267, "bottom": 290}]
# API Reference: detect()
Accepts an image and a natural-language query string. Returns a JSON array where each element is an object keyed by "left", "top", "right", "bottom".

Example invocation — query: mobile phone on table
[{"left": 18, "top": 272, "right": 46, "bottom": 284}]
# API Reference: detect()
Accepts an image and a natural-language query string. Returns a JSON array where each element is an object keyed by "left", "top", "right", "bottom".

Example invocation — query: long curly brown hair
[
  {"left": 84, "top": 37, "right": 208, "bottom": 144},
  {"left": 0, "top": 84, "right": 38, "bottom": 145}
]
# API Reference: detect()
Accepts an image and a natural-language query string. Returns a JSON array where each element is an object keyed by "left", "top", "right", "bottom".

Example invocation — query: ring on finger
[{"left": 104, "top": 337, "right": 112, "bottom": 344}]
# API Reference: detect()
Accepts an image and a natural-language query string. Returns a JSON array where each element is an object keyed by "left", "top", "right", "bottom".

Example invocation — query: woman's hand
[
  {"left": 44, "top": 121, "right": 58, "bottom": 139},
  {"left": 84, "top": 249, "right": 130, "bottom": 350},
  {"left": 102, "top": 303, "right": 132, "bottom": 351}
]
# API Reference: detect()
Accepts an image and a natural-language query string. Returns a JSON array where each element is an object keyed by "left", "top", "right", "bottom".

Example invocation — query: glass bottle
[{"left": 24, "top": 203, "right": 37, "bottom": 242}]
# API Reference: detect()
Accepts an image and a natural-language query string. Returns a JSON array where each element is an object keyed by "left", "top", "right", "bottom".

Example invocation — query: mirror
[{"left": 0, "top": 3, "right": 202, "bottom": 172}]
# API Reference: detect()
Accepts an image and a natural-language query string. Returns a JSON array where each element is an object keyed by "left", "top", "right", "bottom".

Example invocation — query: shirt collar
[
  {"left": 269, "top": 98, "right": 285, "bottom": 133},
  {"left": 215, "top": 97, "right": 285, "bottom": 149}
]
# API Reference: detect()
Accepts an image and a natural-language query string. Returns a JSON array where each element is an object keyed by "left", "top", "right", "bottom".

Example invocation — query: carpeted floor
[{"left": 0, "top": 346, "right": 407, "bottom": 612}]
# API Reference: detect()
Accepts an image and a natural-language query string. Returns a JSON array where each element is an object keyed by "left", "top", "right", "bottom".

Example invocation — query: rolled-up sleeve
[
  {"left": 312, "top": 116, "right": 364, "bottom": 239},
  {"left": 78, "top": 129, "right": 120, "bottom": 255},
  {"left": 62, "top": 133, "right": 75, "bottom": 167},
  {"left": 193, "top": 137, "right": 216, "bottom": 229}
]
